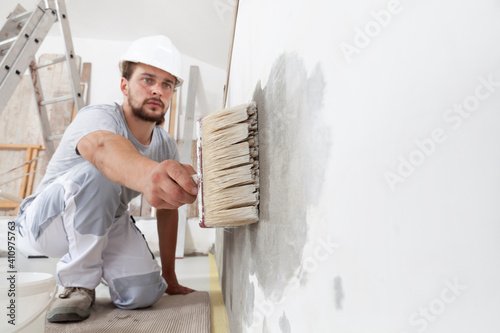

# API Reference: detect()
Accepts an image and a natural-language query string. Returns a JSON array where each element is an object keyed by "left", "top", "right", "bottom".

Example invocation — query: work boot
[{"left": 46, "top": 287, "right": 95, "bottom": 323}]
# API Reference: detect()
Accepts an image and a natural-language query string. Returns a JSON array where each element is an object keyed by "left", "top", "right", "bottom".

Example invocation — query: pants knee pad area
[{"left": 110, "top": 273, "right": 167, "bottom": 310}]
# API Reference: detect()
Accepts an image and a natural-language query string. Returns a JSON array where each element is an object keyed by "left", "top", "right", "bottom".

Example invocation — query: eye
[
  {"left": 162, "top": 82, "right": 172, "bottom": 89},
  {"left": 143, "top": 77, "right": 152, "bottom": 84}
]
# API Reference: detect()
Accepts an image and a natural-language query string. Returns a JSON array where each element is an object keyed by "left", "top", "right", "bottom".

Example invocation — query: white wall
[{"left": 221, "top": 0, "right": 500, "bottom": 332}]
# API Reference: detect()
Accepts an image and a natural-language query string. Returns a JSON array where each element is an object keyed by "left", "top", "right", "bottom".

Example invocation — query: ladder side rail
[
  {"left": 29, "top": 58, "right": 55, "bottom": 156},
  {"left": 53, "top": 0, "right": 84, "bottom": 112},
  {"left": 0, "top": 6, "right": 57, "bottom": 116},
  {"left": 0, "top": 6, "right": 45, "bottom": 87},
  {"left": 0, "top": 37, "right": 18, "bottom": 62},
  {"left": 0, "top": 4, "right": 28, "bottom": 43}
]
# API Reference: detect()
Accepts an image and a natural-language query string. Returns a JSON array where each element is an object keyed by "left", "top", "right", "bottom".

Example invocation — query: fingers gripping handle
[{"left": 191, "top": 174, "right": 198, "bottom": 184}]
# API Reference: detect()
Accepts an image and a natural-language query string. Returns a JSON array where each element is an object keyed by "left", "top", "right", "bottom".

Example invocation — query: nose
[{"left": 151, "top": 83, "right": 162, "bottom": 97}]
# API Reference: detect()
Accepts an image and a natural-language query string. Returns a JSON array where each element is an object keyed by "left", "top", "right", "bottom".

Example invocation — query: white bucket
[{"left": 0, "top": 272, "right": 56, "bottom": 333}]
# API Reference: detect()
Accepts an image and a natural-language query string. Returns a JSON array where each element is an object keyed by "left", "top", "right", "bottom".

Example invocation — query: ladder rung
[
  {"left": 40, "top": 94, "right": 73, "bottom": 106},
  {"left": 0, "top": 36, "right": 18, "bottom": 49},
  {"left": 11, "top": 11, "right": 33, "bottom": 23},
  {"left": 34, "top": 56, "right": 66, "bottom": 69},
  {"left": 1, "top": 48, "right": 10, "bottom": 57}
]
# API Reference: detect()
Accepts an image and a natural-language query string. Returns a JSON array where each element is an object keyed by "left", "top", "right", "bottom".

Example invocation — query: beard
[{"left": 129, "top": 96, "right": 167, "bottom": 124}]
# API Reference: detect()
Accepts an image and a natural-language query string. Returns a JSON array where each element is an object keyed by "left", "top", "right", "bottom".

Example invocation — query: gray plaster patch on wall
[
  {"left": 221, "top": 52, "right": 329, "bottom": 332},
  {"left": 334, "top": 276, "right": 344, "bottom": 310},
  {"left": 249, "top": 52, "right": 328, "bottom": 296},
  {"left": 263, "top": 317, "right": 272, "bottom": 333},
  {"left": 246, "top": 280, "right": 255, "bottom": 325},
  {"left": 279, "top": 312, "right": 291, "bottom": 333}
]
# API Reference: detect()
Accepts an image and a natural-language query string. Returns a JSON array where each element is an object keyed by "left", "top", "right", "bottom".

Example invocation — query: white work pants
[{"left": 18, "top": 163, "right": 166, "bottom": 309}]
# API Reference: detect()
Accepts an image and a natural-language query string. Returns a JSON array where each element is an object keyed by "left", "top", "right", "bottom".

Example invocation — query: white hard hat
[{"left": 121, "top": 35, "right": 184, "bottom": 87}]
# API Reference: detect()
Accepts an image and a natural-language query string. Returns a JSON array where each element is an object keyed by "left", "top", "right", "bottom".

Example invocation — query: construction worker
[{"left": 15, "top": 35, "right": 198, "bottom": 323}]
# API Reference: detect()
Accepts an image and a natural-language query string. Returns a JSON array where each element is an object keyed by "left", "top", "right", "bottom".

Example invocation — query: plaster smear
[
  {"left": 247, "top": 204, "right": 340, "bottom": 331},
  {"left": 250, "top": 51, "right": 328, "bottom": 296},
  {"left": 222, "top": 52, "right": 330, "bottom": 332}
]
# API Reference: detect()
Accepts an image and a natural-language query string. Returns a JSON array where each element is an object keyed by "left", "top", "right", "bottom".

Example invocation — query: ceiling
[{"left": 0, "top": 0, "right": 236, "bottom": 69}]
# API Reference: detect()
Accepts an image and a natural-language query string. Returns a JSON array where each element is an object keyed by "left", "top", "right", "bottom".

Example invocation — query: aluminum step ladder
[{"left": 0, "top": 0, "right": 84, "bottom": 157}]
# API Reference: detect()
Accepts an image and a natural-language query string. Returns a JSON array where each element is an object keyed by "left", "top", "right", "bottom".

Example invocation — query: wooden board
[
  {"left": 81, "top": 62, "right": 92, "bottom": 106},
  {"left": 0, "top": 78, "right": 39, "bottom": 215},
  {"left": 169, "top": 90, "right": 177, "bottom": 137},
  {"left": 72, "top": 62, "right": 92, "bottom": 120},
  {"left": 0, "top": 144, "right": 44, "bottom": 214}
]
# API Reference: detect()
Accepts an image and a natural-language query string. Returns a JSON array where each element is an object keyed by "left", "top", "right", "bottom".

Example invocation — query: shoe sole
[{"left": 47, "top": 306, "right": 90, "bottom": 323}]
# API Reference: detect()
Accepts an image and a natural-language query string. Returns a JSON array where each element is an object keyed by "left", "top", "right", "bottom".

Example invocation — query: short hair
[{"left": 119, "top": 61, "right": 138, "bottom": 80}]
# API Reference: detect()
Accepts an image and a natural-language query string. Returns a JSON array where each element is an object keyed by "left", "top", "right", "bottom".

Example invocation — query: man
[{"left": 15, "top": 35, "right": 198, "bottom": 323}]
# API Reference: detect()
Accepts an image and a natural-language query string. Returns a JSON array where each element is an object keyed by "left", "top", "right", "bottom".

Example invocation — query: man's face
[{"left": 122, "top": 63, "right": 176, "bottom": 124}]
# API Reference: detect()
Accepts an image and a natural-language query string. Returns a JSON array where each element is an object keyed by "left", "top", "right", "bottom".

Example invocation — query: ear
[{"left": 120, "top": 77, "right": 128, "bottom": 96}]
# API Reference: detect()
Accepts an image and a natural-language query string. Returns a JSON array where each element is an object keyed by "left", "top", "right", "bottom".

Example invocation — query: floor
[
  {"left": 0, "top": 216, "right": 229, "bottom": 333},
  {"left": 16, "top": 253, "right": 211, "bottom": 298}
]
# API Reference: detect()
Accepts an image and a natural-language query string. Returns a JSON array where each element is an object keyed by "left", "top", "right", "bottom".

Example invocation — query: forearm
[
  {"left": 77, "top": 130, "right": 156, "bottom": 193},
  {"left": 157, "top": 208, "right": 179, "bottom": 280},
  {"left": 77, "top": 130, "right": 198, "bottom": 209},
  {"left": 157, "top": 209, "right": 195, "bottom": 295}
]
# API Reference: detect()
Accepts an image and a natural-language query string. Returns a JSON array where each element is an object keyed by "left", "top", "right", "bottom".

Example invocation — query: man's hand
[
  {"left": 163, "top": 271, "right": 196, "bottom": 295},
  {"left": 165, "top": 282, "right": 196, "bottom": 295},
  {"left": 77, "top": 131, "right": 197, "bottom": 210},
  {"left": 143, "top": 160, "right": 197, "bottom": 209}
]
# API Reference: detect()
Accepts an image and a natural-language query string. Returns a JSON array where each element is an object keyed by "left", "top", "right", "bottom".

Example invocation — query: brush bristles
[
  {"left": 200, "top": 102, "right": 259, "bottom": 227},
  {"left": 204, "top": 206, "right": 259, "bottom": 227}
]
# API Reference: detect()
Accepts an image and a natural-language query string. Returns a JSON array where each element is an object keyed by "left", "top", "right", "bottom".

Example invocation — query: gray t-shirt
[{"left": 17, "top": 103, "right": 178, "bottom": 218}]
